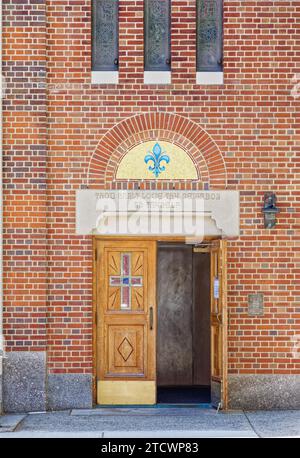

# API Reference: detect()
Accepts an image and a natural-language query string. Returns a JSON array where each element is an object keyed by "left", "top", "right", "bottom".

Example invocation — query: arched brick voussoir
[{"left": 88, "top": 112, "right": 227, "bottom": 189}]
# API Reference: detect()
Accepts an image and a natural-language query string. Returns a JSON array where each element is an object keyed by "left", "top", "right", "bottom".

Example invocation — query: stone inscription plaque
[
  {"left": 76, "top": 190, "right": 240, "bottom": 237},
  {"left": 248, "top": 293, "right": 264, "bottom": 316}
]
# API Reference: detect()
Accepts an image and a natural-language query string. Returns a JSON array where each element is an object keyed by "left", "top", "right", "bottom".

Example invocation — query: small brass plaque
[{"left": 248, "top": 293, "right": 264, "bottom": 316}]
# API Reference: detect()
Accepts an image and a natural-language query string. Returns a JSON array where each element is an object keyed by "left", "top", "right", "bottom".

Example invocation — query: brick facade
[{"left": 2, "top": 1, "right": 300, "bottom": 411}]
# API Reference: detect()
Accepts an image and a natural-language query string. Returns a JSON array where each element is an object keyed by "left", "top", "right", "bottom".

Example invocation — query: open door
[
  {"left": 96, "top": 240, "right": 156, "bottom": 405},
  {"left": 210, "top": 239, "right": 228, "bottom": 409}
]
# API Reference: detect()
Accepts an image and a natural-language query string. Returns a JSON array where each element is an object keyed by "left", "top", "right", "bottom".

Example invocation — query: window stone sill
[
  {"left": 196, "top": 71, "right": 224, "bottom": 85},
  {"left": 91, "top": 71, "right": 119, "bottom": 84},
  {"left": 144, "top": 71, "right": 171, "bottom": 85}
]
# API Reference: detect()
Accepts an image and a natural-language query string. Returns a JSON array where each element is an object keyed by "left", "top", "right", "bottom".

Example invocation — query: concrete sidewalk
[{"left": 0, "top": 408, "right": 299, "bottom": 438}]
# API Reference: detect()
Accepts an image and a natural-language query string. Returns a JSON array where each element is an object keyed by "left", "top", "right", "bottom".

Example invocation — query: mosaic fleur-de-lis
[{"left": 144, "top": 143, "right": 170, "bottom": 177}]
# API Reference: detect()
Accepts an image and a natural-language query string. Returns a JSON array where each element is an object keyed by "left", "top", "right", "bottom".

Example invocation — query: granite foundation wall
[
  {"left": 3, "top": 352, "right": 47, "bottom": 413},
  {"left": 2, "top": 352, "right": 93, "bottom": 412},
  {"left": 47, "top": 373, "right": 93, "bottom": 411},
  {"left": 228, "top": 375, "right": 300, "bottom": 410},
  {"left": 3, "top": 352, "right": 300, "bottom": 412}
]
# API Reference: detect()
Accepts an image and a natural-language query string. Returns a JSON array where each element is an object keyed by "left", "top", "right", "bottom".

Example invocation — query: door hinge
[
  {"left": 193, "top": 247, "right": 210, "bottom": 253},
  {"left": 95, "top": 249, "right": 98, "bottom": 262},
  {"left": 95, "top": 311, "right": 98, "bottom": 324}
]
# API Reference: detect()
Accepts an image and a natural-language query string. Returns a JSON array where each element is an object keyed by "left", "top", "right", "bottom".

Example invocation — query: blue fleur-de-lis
[{"left": 144, "top": 143, "right": 170, "bottom": 177}]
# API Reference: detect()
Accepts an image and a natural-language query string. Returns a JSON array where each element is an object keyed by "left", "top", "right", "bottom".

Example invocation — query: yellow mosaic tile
[{"left": 116, "top": 141, "right": 198, "bottom": 180}]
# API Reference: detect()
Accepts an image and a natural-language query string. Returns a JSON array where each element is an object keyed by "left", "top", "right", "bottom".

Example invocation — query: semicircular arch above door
[{"left": 88, "top": 112, "right": 227, "bottom": 190}]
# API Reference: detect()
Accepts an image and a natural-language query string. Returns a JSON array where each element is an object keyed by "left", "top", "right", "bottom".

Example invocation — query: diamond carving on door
[
  {"left": 118, "top": 337, "right": 134, "bottom": 362},
  {"left": 107, "top": 326, "right": 144, "bottom": 375}
]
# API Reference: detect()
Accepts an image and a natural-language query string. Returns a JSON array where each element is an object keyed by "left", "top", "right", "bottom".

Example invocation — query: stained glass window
[
  {"left": 197, "top": 0, "right": 223, "bottom": 72},
  {"left": 144, "top": 0, "right": 171, "bottom": 71},
  {"left": 109, "top": 253, "right": 143, "bottom": 310},
  {"left": 92, "top": 0, "right": 119, "bottom": 71}
]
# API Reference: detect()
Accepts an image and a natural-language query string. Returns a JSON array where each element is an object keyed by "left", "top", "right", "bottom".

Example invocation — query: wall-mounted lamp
[{"left": 262, "top": 193, "right": 279, "bottom": 229}]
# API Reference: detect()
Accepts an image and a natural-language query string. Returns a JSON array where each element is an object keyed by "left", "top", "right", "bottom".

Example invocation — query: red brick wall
[
  {"left": 3, "top": 0, "right": 300, "bottom": 377},
  {"left": 3, "top": 0, "right": 47, "bottom": 352}
]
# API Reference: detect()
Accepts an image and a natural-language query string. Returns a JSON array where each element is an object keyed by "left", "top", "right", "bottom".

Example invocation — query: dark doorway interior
[
  {"left": 157, "top": 386, "right": 210, "bottom": 404},
  {"left": 157, "top": 244, "right": 211, "bottom": 404}
]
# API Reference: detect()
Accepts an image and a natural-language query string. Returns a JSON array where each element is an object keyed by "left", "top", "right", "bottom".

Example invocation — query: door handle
[{"left": 149, "top": 306, "right": 154, "bottom": 330}]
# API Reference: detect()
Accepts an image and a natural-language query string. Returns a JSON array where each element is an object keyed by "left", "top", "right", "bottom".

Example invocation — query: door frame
[{"left": 92, "top": 235, "right": 228, "bottom": 408}]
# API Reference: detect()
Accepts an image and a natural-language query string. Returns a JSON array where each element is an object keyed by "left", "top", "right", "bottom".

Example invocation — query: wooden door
[
  {"left": 96, "top": 240, "right": 156, "bottom": 405},
  {"left": 210, "top": 239, "right": 228, "bottom": 409}
]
